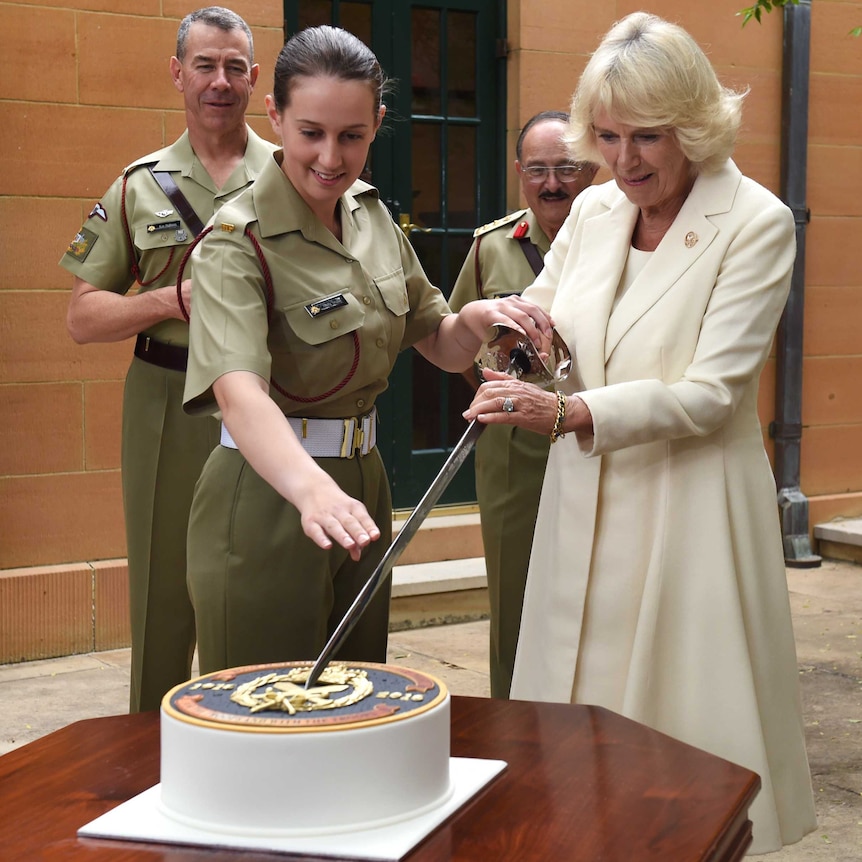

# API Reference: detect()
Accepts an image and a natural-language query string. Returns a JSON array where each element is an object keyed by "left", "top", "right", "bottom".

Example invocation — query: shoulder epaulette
[
  {"left": 122, "top": 160, "right": 158, "bottom": 180},
  {"left": 349, "top": 178, "right": 378, "bottom": 198},
  {"left": 472, "top": 208, "right": 528, "bottom": 238},
  {"left": 122, "top": 147, "right": 172, "bottom": 175}
]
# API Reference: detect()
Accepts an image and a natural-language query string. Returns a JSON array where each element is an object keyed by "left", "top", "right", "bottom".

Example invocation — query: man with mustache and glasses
[{"left": 449, "top": 111, "right": 597, "bottom": 698}]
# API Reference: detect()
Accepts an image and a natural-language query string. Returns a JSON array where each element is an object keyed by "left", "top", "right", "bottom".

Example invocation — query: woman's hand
[
  {"left": 463, "top": 369, "right": 559, "bottom": 434},
  {"left": 464, "top": 368, "right": 594, "bottom": 439},
  {"left": 416, "top": 296, "right": 554, "bottom": 373},
  {"left": 292, "top": 472, "right": 381, "bottom": 562},
  {"left": 457, "top": 295, "right": 554, "bottom": 348}
]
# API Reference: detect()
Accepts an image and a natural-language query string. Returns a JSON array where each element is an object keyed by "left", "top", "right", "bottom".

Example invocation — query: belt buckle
[
  {"left": 361, "top": 411, "right": 374, "bottom": 455},
  {"left": 340, "top": 418, "right": 358, "bottom": 459}
]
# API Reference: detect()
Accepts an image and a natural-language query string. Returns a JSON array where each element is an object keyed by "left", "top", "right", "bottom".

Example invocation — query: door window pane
[
  {"left": 412, "top": 8, "right": 442, "bottom": 115},
  {"left": 448, "top": 11, "right": 477, "bottom": 117},
  {"left": 447, "top": 125, "right": 477, "bottom": 230},
  {"left": 339, "top": 2, "right": 372, "bottom": 45},
  {"left": 298, "top": 0, "right": 331, "bottom": 28},
  {"left": 298, "top": 1, "right": 371, "bottom": 45},
  {"left": 412, "top": 123, "right": 442, "bottom": 229},
  {"left": 411, "top": 231, "right": 442, "bottom": 289},
  {"left": 412, "top": 358, "right": 441, "bottom": 450},
  {"left": 411, "top": 354, "right": 473, "bottom": 449},
  {"left": 447, "top": 234, "right": 474, "bottom": 298}
]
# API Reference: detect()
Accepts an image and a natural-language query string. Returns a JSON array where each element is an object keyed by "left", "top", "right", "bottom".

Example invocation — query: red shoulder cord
[
  {"left": 120, "top": 169, "right": 174, "bottom": 286},
  {"left": 175, "top": 227, "right": 360, "bottom": 405}
]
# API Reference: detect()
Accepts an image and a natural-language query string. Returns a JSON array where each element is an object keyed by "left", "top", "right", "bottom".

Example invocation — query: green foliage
[
  {"left": 737, "top": 0, "right": 860, "bottom": 38},
  {"left": 737, "top": 0, "right": 800, "bottom": 28}
]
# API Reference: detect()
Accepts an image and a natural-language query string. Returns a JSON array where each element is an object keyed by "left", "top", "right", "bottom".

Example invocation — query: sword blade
[{"left": 304, "top": 418, "right": 485, "bottom": 688}]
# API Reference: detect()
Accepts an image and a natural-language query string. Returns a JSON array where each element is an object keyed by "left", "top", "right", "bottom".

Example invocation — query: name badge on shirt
[
  {"left": 147, "top": 220, "right": 181, "bottom": 233},
  {"left": 305, "top": 293, "right": 348, "bottom": 318}
]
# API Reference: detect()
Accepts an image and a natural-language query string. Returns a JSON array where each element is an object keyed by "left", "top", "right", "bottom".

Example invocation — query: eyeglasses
[{"left": 522, "top": 164, "right": 590, "bottom": 183}]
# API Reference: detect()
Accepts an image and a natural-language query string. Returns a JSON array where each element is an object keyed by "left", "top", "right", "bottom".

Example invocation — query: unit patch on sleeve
[{"left": 65, "top": 227, "right": 99, "bottom": 262}]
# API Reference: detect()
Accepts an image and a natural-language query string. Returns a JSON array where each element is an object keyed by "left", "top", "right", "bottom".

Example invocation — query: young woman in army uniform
[{"left": 183, "top": 26, "right": 552, "bottom": 674}]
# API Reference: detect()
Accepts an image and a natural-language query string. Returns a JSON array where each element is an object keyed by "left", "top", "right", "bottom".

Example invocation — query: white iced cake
[{"left": 160, "top": 661, "right": 452, "bottom": 836}]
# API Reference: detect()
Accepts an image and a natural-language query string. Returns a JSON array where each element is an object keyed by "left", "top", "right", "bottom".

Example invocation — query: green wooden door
[{"left": 285, "top": 0, "right": 505, "bottom": 508}]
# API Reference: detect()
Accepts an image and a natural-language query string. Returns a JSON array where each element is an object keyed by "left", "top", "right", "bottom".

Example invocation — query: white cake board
[{"left": 78, "top": 756, "right": 506, "bottom": 861}]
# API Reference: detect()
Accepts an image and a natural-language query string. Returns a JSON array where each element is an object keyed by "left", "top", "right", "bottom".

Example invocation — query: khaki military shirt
[
  {"left": 448, "top": 208, "right": 550, "bottom": 311},
  {"left": 184, "top": 151, "right": 451, "bottom": 419},
  {"left": 59, "top": 128, "right": 277, "bottom": 347}
]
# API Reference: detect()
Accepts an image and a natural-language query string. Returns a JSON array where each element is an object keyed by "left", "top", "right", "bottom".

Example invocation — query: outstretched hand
[{"left": 295, "top": 473, "right": 381, "bottom": 562}]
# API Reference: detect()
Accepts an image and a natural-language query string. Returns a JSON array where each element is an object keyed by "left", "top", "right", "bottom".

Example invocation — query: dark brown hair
[{"left": 273, "top": 26, "right": 390, "bottom": 114}]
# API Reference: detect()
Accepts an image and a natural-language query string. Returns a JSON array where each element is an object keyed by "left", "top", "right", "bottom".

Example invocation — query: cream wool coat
[{"left": 512, "top": 160, "right": 816, "bottom": 853}]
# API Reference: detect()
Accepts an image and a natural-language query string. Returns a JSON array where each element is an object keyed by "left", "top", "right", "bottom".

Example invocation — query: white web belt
[{"left": 220, "top": 407, "right": 377, "bottom": 459}]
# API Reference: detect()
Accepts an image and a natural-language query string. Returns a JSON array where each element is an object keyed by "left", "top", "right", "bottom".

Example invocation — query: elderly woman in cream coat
[{"left": 464, "top": 13, "right": 817, "bottom": 855}]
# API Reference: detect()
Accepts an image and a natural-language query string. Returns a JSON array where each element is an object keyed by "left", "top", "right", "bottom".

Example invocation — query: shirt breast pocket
[
  {"left": 280, "top": 290, "right": 366, "bottom": 348},
  {"left": 373, "top": 267, "right": 409, "bottom": 317},
  {"left": 133, "top": 222, "right": 193, "bottom": 284}
]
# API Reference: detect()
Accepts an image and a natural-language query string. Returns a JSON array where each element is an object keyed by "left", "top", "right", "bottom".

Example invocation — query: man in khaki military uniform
[
  {"left": 60, "top": 7, "right": 276, "bottom": 712},
  {"left": 449, "top": 111, "right": 597, "bottom": 698}
]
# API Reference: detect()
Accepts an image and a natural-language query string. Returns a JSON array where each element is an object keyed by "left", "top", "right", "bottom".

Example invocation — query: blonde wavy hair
[{"left": 567, "top": 12, "right": 746, "bottom": 175}]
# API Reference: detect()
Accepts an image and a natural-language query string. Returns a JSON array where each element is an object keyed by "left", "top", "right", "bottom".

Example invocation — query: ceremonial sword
[{"left": 304, "top": 324, "right": 571, "bottom": 689}]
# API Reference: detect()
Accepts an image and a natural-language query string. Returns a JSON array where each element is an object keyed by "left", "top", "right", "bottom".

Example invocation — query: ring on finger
[{"left": 502, "top": 396, "right": 515, "bottom": 414}]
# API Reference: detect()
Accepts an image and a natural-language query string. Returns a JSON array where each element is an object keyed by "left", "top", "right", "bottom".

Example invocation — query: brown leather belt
[{"left": 134, "top": 334, "right": 188, "bottom": 372}]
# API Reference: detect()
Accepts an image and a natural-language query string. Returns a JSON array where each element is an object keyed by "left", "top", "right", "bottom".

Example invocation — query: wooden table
[{"left": 0, "top": 696, "right": 758, "bottom": 861}]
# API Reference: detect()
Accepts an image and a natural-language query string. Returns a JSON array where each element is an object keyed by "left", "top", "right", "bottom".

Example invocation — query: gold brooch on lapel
[{"left": 684, "top": 231, "right": 698, "bottom": 248}]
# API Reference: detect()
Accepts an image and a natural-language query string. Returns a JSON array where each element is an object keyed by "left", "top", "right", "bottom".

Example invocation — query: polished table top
[{"left": 0, "top": 695, "right": 758, "bottom": 861}]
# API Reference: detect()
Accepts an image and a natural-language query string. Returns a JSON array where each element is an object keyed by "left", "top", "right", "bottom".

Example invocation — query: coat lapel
[
  {"left": 604, "top": 161, "right": 741, "bottom": 361},
  {"left": 562, "top": 185, "right": 638, "bottom": 390}
]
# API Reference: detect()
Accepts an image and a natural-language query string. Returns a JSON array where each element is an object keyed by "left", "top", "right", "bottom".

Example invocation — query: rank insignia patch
[
  {"left": 147, "top": 220, "right": 181, "bottom": 233},
  {"left": 305, "top": 293, "right": 348, "bottom": 317},
  {"left": 65, "top": 227, "right": 98, "bottom": 261},
  {"left": 88, "top": 202, "right": 107, "bottom": 222}
]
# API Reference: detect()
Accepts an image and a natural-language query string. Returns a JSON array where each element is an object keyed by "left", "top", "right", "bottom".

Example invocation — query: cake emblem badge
[
  {"left": 165, "top": 661, "right": 446, "bottom": 729},
  {"left": 231, "top": 666, "right": 373, "bottom": 714}
]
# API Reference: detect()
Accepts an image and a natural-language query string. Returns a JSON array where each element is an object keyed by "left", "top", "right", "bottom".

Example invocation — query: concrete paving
[{"left": 0, "top": 560, "right": 859, "bottom": 859}]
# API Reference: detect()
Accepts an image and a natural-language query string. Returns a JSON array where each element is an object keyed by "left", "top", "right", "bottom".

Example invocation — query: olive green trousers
[{"left": 187, "top": 445, "right": 393, "bottom": 673}]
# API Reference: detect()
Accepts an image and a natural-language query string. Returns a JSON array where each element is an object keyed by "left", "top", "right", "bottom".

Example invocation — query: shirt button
[
  {"left": 330, "top": 320, "right": 340, "bottom": 330},
  {"left": 376, "top": 337, "right": 385, "bottom": 348},
  {"left": 356, "top": 398, "right": 366, "bottom": 409},
  {"left": 362, "top": 296, "right": 372, "bottom": 305}
]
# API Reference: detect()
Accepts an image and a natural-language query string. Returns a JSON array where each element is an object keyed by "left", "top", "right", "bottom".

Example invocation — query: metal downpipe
[{"left": 772, "top": 0, "right": 821, "bottom": 567}]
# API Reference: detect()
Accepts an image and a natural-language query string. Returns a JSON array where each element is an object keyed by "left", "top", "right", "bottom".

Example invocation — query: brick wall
[
  {"left": 0, "top": 1, "right": 283, "bottom": 660},
  {"left": 1, "top": 0, "right": 860, "bottom": 661}
]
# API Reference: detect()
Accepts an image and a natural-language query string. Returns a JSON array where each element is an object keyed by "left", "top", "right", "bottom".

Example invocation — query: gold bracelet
[{"left": 550, "top": 390, "right": 567, "bottom": 443}]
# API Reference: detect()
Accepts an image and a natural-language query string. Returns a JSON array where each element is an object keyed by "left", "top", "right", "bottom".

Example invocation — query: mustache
[{"left": 539, "top": 190, "right": 571, "bottom": 201}]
